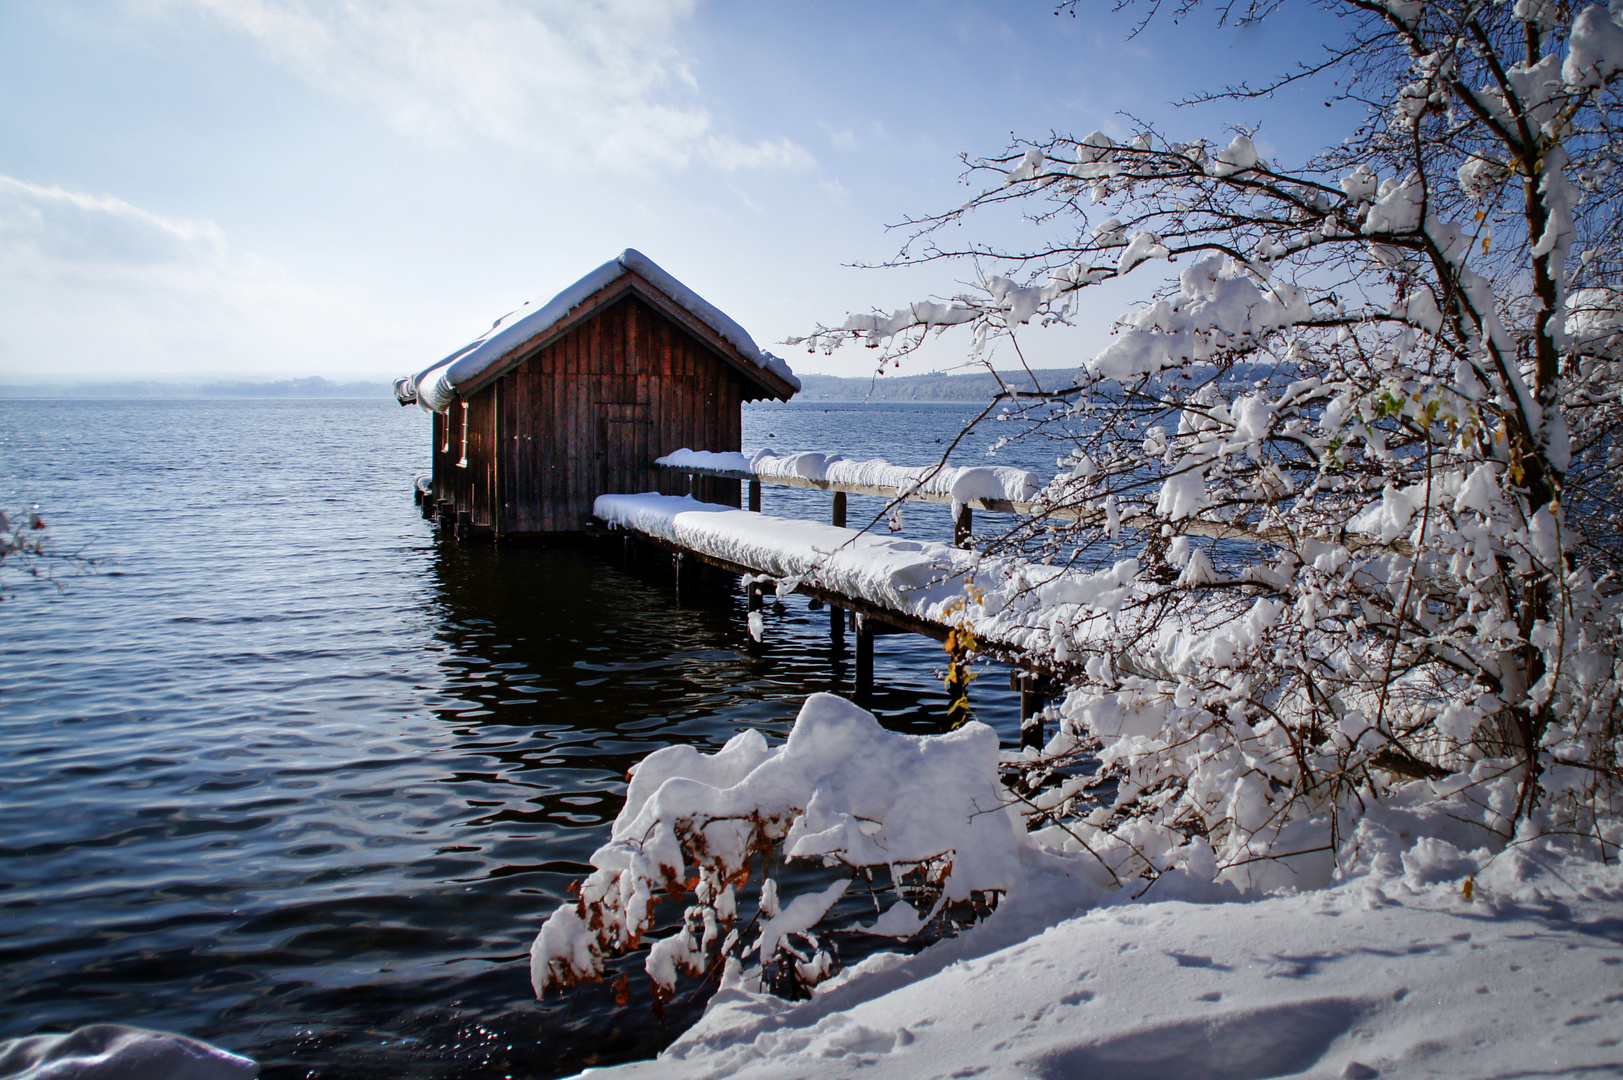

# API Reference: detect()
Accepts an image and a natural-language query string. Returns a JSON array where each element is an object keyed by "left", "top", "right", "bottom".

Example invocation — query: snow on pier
[
  {"left": 593, "top": 492, "right": 1138, "bottom": 667},
  {"left": 654, "top": 447, "right": 1288, "bottom": 549},
  {"left": 658, "top": 449, "right": 1040, "bottom": 509}
]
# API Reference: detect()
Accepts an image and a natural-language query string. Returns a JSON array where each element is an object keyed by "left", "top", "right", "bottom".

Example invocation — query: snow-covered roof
[{"left": 397, "top": 249, "right": 799, "bottom": 413}]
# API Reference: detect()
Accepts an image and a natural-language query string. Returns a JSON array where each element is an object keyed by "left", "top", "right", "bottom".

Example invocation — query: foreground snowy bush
[{"left": 530, "top": 694, "right": 1024, "bottom": 1004}]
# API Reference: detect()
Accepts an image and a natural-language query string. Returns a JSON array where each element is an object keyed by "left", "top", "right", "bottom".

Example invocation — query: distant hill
[
  {"left": 793, "top": 368, "right": 1081, "bottom": 402},
  {"left": 0, "top": 377, "right": 392, "bottom": 399},
  {"left": 1, "top": 370, "right": 1087, "bottom": 403}
]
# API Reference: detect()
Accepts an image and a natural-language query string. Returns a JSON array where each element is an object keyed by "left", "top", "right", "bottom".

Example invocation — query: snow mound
[{"left": 578, "top": 836, "right": 1623, "bottom": 1080}]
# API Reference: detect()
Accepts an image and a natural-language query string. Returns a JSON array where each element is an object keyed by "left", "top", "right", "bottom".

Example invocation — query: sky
[{"left": 0, "top": 0, "right": 1356, "bottom": 384}]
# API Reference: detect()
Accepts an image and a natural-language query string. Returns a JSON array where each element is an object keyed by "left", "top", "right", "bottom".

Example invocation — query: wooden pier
[{"left": 588, "top": 477, "right": 1070, "bottom": 745}]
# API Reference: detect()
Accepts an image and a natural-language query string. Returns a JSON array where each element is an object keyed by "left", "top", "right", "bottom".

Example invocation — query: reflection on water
[{"left": 0, "top": 399, "right": 1033, "bottom": 1078}]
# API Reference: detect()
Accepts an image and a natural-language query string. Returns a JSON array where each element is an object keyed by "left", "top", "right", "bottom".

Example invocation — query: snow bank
[
  {"left": 591, "top": 493, "right": 1136, "bottom": 657},
  {"left": 401, "top": 250, "right": 799, "bottom": 413},
  {"left": 574, "top": 827, "right": 1623, "bottom": 1080},
  {"left": 748, "top": 450, "right": 1040, "bottom": 505}
]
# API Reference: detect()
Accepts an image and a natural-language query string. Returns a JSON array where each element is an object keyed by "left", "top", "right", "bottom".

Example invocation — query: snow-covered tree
[
  {"left": 796, "top": 0, "right": 1623, "bottom": 881},
  {"left": 531, "top": 0, "right": 1623, "bottom": 1006}
]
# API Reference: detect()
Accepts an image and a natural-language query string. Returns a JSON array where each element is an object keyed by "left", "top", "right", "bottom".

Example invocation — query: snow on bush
[
  {"left": 530, "top": 694, "right": 1023, "bottom": 1004},
  {"left": 786, "top": 1, "right": 1623, "bottom": 897}
]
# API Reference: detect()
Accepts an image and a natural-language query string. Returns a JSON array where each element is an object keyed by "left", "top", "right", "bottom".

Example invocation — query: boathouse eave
[{"left": 452, "top": 270, "right": 798, "bottom": 405}]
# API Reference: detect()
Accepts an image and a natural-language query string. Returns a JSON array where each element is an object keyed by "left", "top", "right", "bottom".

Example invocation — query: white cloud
[
  {"left": 0, "top": 176, "right": 224, "bottom": 268},
  {"left": 703, "top": 134, "right": 815, "bottom": 172},
  {"left": 0, "top": 174, "right": 432, "bottom": 380},
  {"left": 138, "top": 0, "right": 813, "bottom": 174},
  {"left": 819, "top": 123, "right": 857, "bottom": 151}
]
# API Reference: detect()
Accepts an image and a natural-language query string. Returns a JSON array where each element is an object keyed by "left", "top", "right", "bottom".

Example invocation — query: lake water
[{"left": 0, "top": 397, "right": 1056, "bottom": 1078}]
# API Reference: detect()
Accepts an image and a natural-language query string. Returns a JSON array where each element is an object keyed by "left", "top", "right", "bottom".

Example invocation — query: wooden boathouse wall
[{"left": 427, "top": 274, "right": 793, "bottom": 538}]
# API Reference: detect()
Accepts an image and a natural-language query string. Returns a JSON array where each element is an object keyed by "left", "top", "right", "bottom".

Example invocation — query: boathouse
[{"left": 396, "top": 250, "right": 799, "bottom": 537}]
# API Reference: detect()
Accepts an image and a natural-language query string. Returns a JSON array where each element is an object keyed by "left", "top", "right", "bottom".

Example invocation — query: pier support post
[
  {"left": 454, "top": 509, "right": 471, "bottom": 541},
  {"left": 1014, "top": 671, "right": 1055, "bottom": 750},
  {"left": 748, "top": 479, "right": 761, "bottom": 513},
  {"left": 674, "top": 552, "right": 689, "bottom": 601},
  {"left": 436, "top": 500, "right": 452, "bottom": 533},
  {"left": 828, "top": 494, "right": 849, "bottom": 644},
  {"left": 854, "top": 614, "right": 874, "bottom": 703},
  {"left": 954, "top": 504, "right": 973, "bottom": 549}
]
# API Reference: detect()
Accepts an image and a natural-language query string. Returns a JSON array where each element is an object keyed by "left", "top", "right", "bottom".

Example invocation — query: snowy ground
[{"left": 576, "top": 844, "right": 1623, "bottom": 1080}]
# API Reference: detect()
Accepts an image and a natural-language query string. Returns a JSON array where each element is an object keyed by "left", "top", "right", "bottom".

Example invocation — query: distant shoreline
[
  {"left": 0, "top": 368, "right": 1080, "bottom": 402},
  {"left": 0, "top": 376, "right": 394, "bottom": 400},
  {"left": 786, "top": 368, "right": 1080, "bottom": 402}
]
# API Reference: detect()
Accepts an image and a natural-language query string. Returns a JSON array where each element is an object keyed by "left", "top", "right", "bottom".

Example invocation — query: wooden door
[{"left": 597, "top": 402, "right": 651, "bottom": 508}]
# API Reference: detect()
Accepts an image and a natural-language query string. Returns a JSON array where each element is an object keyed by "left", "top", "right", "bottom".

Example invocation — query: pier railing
[{"left": 656, "top": 461, "right": 1291, "bottom": 550}]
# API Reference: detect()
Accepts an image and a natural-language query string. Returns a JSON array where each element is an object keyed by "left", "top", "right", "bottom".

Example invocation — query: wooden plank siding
[
  {"left": 429, "top": 387, "right": 500, "bottom": 529},
  {"left": 434, "top": 292, "right": 759, "bottom": 537}
]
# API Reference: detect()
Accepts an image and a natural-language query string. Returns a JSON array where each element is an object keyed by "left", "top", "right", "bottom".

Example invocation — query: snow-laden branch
[{"left": 782, "top": 0, "right": 1623, "bottom": 896}]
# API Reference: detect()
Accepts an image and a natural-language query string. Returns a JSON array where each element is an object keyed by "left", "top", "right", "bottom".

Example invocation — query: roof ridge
[{"left": 398, "top": 251, "right": 797, "bottom": 411}]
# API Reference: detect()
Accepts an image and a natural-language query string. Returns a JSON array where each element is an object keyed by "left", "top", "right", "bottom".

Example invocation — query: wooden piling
[
  {"left": 748, "top": 479, "right": 761, "bottom": 513},
  {"left": 829, "top": 491, "right": 848, "bottom": 638},
  {"left": 954, "top": 504, "right": 973, "bottom": 549},
  {"left": 854, "top": 613, "right": 874, "bottom": 702},
  {"left": 1013, "top": 671, "right": 1056, "bottom": 750}
]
